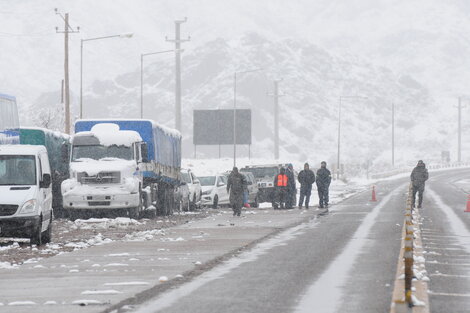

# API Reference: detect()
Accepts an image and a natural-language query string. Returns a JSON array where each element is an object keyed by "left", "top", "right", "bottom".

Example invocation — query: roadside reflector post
[{"left": 404, "top": 235, "right": 414, "bottom": 308}]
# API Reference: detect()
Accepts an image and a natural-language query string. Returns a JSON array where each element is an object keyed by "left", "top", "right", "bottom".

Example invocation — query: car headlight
[
  {"left": 19, "top": 199, "right": 37, "bottom": 215},
  {"left": 202, "top": 189, "right": 212, "bottom": 195}
]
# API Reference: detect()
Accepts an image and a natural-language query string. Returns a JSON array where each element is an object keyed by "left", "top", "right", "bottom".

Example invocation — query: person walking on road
[
  {"left": 273, "top": 167, "right": 288, "bottom": 210},
  {"left": 298, "top": 163, "right": 315, "bottom": 209},
  {"left": 410, "top": 160, "right": 429, "bottom": 208},
  {"left": 227, "top": 167, "right": 247, "bottom": 216},
  {"left": 286, "top": 164, "right": 296, "bottom": 209},
  {"left": 316, "top": 161, "right": 331, "bottom": 210}
]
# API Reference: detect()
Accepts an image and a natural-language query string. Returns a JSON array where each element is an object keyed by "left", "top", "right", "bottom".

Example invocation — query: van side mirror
[
  {"left": 141, "top": 143, "right": 149, "bottom": 163},
  {"left": 61, "top": 144, "right": 69, "bottom": 162},
  {"left": 40, "top": 173, "right": 51, "bottom": 189}
]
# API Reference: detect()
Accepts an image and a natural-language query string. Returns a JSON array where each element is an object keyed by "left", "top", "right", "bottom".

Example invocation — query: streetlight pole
[
  {"left": 233, "top": 68, "right": 263, "bottom": 167},
  {"left": 166, "top": 18, "right": 190, "bottom": 132},
  {"left": 140, "top": 49, "right": 175, "bottom": 118},
  {"left": 337, "top": 95, "right": 368, "bottom": 179},
  {"left": 80, "top": 32, "right": 133, "bottom": 119}
]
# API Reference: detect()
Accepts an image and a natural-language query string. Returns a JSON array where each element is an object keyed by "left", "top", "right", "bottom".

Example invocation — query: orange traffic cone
[
  {"left": 371, "top": 186, "right": 377, "bottom": 202},
  {"left": 465, "top": 195, "right": 470, "bottom": 212}
]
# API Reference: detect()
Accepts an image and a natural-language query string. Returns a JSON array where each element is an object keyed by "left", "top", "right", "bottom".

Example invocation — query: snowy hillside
[
  {"left": 33, "top": 33, "right": 444, "bottom": 168},
  {"left": 1, "top": 0, "right": 467, "bottom": 166}
]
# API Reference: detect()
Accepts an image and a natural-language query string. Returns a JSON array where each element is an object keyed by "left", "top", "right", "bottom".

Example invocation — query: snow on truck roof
[
  {"left": 74, "top": 123, "right": 142, "bottom": 147},
  {"left": 0, "top": 144, "right": 46, "bottom": 155},
  {"left": 77, "top": 119, "right": 181, "bottom": 138},
  {"left": 20, "top": 126, "right": 70, "bottom": 140}
]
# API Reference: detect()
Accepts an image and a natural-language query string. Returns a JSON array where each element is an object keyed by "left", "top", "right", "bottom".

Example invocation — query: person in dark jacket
[
  {"left": 285, "top": 164, "right": 296, "bottom": 209},
  {"left": 227, "top": 167, "right": 247, "bottom": 216},
  {"left": 298, "top": 163, "right": 315, "bottom": 209},
  {"left": 316, "top": 161, "right": 331, "bottom": 209},
  {"left": 273, "top": 167, "right": 288, "bottom": 210},
  {"left": 410, "top": 160, "right": 429, "bottom": 208}
]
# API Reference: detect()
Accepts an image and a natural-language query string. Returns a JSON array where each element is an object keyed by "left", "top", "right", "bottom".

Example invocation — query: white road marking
[
  {"left": 427, "top": 188, "right": 470, "bottom": 253},
  {"left": 294, "top": 185, "right": 403, "bottom": 313}
]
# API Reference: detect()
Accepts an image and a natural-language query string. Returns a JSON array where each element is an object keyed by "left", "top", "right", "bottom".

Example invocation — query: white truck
[
  {"left": 62, "top": 120, "right": 182, "bottom": 219},
  {"left": 0, "top": 145, "right": 53, "bottom": 245}
]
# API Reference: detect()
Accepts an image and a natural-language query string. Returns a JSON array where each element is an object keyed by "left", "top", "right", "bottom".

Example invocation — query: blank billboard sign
[{"left": 193, "top": 109, "right": 252, "bottom": 145}]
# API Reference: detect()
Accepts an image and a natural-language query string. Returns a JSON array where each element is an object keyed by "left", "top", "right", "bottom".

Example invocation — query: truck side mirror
[
  {"left": 61, "top": 144, "right": 69, "bottom": 162},
  {"left": 141, "top": 143, "right": 149, "bottom": 163},
  {"left": 40, "top": 173, "right": 51, "bottom": 189}
]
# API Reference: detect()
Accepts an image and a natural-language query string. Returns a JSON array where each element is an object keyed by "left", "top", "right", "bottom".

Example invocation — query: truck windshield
[
  {"left": 199, "top": 176, "right": 216, "bottom": 186},
  {"left": 0, "top": 155, "right": 36, "bottom": 185},
  {"left": 241, "top": 167, "right": 278, "bottom": 179},
  {"left": 72, "top": 145, "right": 133, "bottom": 161}
]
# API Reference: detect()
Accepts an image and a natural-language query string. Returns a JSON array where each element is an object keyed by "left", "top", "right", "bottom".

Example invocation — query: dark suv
[{"left": 240, "top": 164, "right": 286, "bottom": 204}]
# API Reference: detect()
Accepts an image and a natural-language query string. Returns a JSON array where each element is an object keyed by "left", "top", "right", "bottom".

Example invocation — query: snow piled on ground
[{"left": 71, "top": 217, "right": 142, "bottom": 230}]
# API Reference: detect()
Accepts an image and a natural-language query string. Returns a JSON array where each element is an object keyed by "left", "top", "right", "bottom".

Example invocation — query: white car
[
  {"left": 180, "top": 169, "right": 202, "bottom": 210},
  {"left": 200, "top": 174, "right": 229, "bottom": 209},
  {"left": 0, "top": 145, "right": 53, "bottom": 245}
]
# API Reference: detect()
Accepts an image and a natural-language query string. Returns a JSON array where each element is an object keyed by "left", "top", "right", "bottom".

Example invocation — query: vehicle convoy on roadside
[
  {"left": 61, "top": 119, "right": 181, "bottom": 219},
  {"left": 200, "top": 174, "right": 229, "bottom": 209},
  {"left": 20, "top": 127, "right": 70, "bottom": 217},
  {"left": 240, "top": 164, "right": 285, "bottom": 204},
  {"left": 180, "top": 168, "right": 202, "bottom": 210},
  {"left": 0, "top": 145, "right": 53, "bottom": 245}
]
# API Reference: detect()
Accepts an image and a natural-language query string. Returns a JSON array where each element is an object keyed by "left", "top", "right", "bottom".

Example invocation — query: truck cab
[
  {"left": 61, "top": 123, "right": 147, "bottom": 219},
  {"left": 0, "top": 145, "right": 53, "bottom": 245}
]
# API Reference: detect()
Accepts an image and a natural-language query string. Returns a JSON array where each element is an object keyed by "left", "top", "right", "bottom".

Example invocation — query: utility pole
[
  {"left": 55, "top": 9, "right": 79, "bottom": 134},
  {"left": 458, "top": 97, "right": 462, "bottom": 163},
  {"left": 267, "top": 80, "right": 283, "bottom": 160},
  {"left": 166, "top": 18, "right": 190, "bottom": 132},
  {"left": 392, "top": 102, "right": 395, "bottom": 167}
]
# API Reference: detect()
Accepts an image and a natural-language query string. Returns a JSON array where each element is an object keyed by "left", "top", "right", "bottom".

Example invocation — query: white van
[{"left": 0, "top": 145, "right": 53, "bottom": 245}]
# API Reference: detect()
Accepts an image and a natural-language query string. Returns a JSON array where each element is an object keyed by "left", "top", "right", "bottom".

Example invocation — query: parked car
[
  {"left": 174, "top": 172, "right": 190, "bottom": 212},
  {"left": 241, "top": 172, "right": 259, "bottom": 207},
  {"left": 200, "top": 174, "right": 229, "bottom": 209},
  {"left": 0, "top": 145, "right": 53, "bottom": 245},
  {"left": 180, "top": 169, "right": 202, "bottom": 210},
  {"left": 222, "top": 171, "right": 260, "bottom": 208}
]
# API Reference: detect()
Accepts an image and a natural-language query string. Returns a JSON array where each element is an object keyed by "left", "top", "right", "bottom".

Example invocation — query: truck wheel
[
  {"left": 30, "top": 216, "right": 43, "bottom": 246},
  {"left": 128, "top": 191, "right": 143, "bottom": 219},
  {"left": 41, "top": 219, "right": 52, "bottom": 244},
  {"left": 166, "top": 188, "right": 174, "bottom": 216},
  {"left": 213, "top": 195, "right": 219, "bottom": 210},
  {"left": 184, "top": 196, "right": 190, "bottom": 212},
  {"left": 190, "top": 194, "right": 197, "bottom": 211}
]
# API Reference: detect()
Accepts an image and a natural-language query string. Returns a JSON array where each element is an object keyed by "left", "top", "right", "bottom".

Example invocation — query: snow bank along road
[{"left": 0, "top": 169, "right": 468, "bottom": 313}]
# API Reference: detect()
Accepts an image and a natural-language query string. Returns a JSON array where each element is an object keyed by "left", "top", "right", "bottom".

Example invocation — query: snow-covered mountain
[
  {"left": 35, "top": 33, "right": 445, "bottom": 169},
  {"left": 2, "top": 0, "right": 468, "bottom": 167}
]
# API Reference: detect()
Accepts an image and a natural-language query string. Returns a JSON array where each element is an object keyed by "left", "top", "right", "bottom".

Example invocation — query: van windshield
[
  {"left": 0, "top": 155, "right": 36, "bottom": 185},
  {"left": 72, "top": 145, "right": 133, "bottom": 161}
]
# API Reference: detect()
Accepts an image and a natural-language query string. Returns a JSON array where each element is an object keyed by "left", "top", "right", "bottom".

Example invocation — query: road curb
[{"left": 390, "top": 187, "right": 430, "bottom": 313}]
